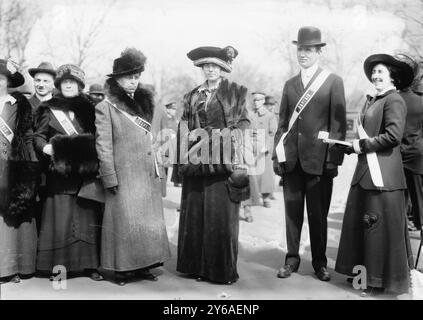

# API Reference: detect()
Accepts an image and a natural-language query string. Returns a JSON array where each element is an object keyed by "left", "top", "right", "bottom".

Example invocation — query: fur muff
[
  {"left": 105, "top": 77, "right": 155, "bottom": 122},
  {"left": 50, "top": 133, "right": 99, "bottom": 179},
  {"left": 5, "top": 160, "right": 40, "bottom": 222}
]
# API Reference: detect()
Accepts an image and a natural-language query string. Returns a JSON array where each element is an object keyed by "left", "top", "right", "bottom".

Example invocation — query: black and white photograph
[{"left": 1, "top": 0, "right": 423, "bottom": 307}]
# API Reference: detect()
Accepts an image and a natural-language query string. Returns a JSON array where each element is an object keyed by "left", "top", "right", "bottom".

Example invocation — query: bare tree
[
  {"left": 67, "top": 0, "right": 117, "bottom": 68},
  {"left": 0, "top": 0, "right": 40, "bottom": 66}
]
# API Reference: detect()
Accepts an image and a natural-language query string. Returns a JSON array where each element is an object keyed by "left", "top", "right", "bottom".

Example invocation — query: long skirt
[
  {"left": 0, "top": 215, "right": 37, "bottom": 278},
  {"left": 177, "top": 174, "right": 240, "bottom": 283},
  {"left": 36, "top": 194, "right": 101, "bottom": 273},
  {"left": 335, "top": 185, "right": 413, "bottom": 294}
]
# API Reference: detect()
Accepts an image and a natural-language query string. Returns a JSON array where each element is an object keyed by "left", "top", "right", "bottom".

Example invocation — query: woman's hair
[
  {"left": 411, "top": 61, "right": 423, "bottom": 91},
  {"left": 385, "top": 64, "right": 402, "bottom": 88}
]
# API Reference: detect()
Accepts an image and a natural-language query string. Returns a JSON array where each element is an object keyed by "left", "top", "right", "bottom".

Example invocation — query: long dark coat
[
  {"left": 176, "top": 78, "right": 249, "bottom": 283},
  {"left": 335, "top": 90, "right": 413, "bottom": 293},
  {"left": 95, "top": 78, "right": 170, "bottom": 272},
  {"left": 33, "top": 93, "right": 102, "bottom": 272},
  {"left": 0, "top": 92, "right": 38, "bottom": 278}
]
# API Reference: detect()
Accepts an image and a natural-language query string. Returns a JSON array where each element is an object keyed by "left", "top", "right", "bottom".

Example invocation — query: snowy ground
[{"left": 0, "top": 155, "right": 420, "bottom": 300}]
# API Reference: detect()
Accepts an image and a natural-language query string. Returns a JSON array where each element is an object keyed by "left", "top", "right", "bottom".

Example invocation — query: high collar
[
  {"left": 300, "top": 63, "right": 319, "bottom": 78},
  {"left": 376, "top": 85, "right": 397, "bottom": 97},
  {"left": 0, "top": 94, "right": 17, "bottom": 114},
  {"left": 198, "top": 77, "right": 222, "bottom": 93}
]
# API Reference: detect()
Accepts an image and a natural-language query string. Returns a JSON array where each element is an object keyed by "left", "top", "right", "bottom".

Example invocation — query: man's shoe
[
  {"left": 315, "top": 267, "right": 331, "bottom": 281},
  {"left": 277, "top": 264, "right": 296, "bottom": 278}
]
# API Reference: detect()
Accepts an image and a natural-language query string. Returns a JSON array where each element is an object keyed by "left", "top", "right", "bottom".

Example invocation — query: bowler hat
[
  {"left": 28, "top": 62, "right": 56, "bottom": 78},
  {"left": 292, "top": 26, "right": 326, "bottom": 47},
  {"left": 0, "top": 59, "right": 25, "bottom": 88},
  {"left": 55, "top": 64, "right": 86, "bottom": 89},
  {"left": 363, "top": 54, "right": 414, "bottom": 90},
  {"left": 187, "top": 46, "right": 238, "bottom": 73},
  {"left": 264, "top": 95, "right": 277, "bottom": 105},
  {"left": 108, "top": 48, "right": 146, "bottom": 77},
  {"left": 88, "top": 83, "right": 104, "bottom": 95}
]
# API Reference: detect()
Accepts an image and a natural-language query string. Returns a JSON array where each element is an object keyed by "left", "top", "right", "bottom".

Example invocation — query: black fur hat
[{"left": 108, "top": 47, "right": 147, "bottom": 77}]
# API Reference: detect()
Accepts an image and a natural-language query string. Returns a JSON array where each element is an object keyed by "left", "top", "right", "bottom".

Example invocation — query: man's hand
[
  {"left": 273, "top": 159, "right": 284, "bottom": 176},
  {"left": 107, "top": 186, "right": 118, "bottom": 194},
  {"left": 336, "top": 144, "right": 354, "bottom": 155},
  {"left": 323, "top": 163, "right": 338, "bottom": 178}
]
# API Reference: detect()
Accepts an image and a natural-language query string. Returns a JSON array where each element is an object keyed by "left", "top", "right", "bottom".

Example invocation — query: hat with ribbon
[
  {"left": 54, "top": 64, "right": 86, "bottom": 89},
  {"left": 28, "top": 61, "right": 56, "bottom": 78},
  {"left": 0, "top": 59, "right": 25, "bottom": 88},
  {"left": 363, "top": 53, "right": 415, "bottom": 90},
  {"left": 187, "top": 46, "right": 238, "bottom": 73},
  {"left": 292, "top": 26, "right": 326, "bottom": 47}
]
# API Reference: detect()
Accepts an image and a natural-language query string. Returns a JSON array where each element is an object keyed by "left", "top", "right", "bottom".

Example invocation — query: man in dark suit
[
  {"left": 27, "top": 62, "right": 56, "bottom": 113},
  {"left": 273, "top": 26, "right": 346, "bottom": 281}
]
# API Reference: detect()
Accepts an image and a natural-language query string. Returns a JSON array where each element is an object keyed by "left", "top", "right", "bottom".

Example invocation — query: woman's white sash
[{"left": 356, "top": 115, "right": 384, "bottom": 187}]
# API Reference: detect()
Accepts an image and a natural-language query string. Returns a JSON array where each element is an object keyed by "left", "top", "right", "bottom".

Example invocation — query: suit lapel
[{"left": 293, "top": 73, "right": 304, "bottom": 97}]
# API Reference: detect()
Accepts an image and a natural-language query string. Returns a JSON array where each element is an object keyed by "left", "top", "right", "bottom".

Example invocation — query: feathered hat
[
  {"left": 187, "top": 46, "right": 238, "bottom": 73},
  {"left": 108, "top": 48, "right": 147, "bottom": 77}
]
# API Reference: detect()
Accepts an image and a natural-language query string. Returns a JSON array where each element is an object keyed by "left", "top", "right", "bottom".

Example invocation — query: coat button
[
  {"left": 298, "top": 133, "right": 302, "bottom": 136},
  {"left": 147, "top": 151, "right": 152, "bottom": 155},
  {"left": 299, "top": 116, "right": 302, "bottom": 120}
]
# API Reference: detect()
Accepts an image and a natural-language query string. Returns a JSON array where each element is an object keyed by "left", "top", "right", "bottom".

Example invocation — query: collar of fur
[
  {"left": 38, "top": 92, "right": 96, "bottom": 133},
  {"left": 105, "top": 77, "right": 154, "bottom": 122},
  {"left": 8, "top": 92, "right": 35, "bottom": 160}
]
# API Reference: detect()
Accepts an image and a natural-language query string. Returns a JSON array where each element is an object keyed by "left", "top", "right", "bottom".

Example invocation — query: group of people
[{"left": 0, "top": 25, "right": 423, "bottom": 295}]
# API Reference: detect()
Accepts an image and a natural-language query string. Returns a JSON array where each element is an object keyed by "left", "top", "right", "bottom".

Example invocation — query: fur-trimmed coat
[
  {"left": 0, "top": 92, "right": 38, "bottom": 221},
  {"left": 33, "top": 92, "right": 98, "bottom": 195},
  {"left": 95, "top": 78, "right": 170, "bottom": 270}
]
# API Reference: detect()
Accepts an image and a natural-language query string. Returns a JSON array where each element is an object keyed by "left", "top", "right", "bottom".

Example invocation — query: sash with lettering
[
  {"left": 51, "top": 108, "right": 106, "bottom": 202},
  {"left": 104, "top": 98, "right": 161, "bottom": 178},
  {"left": 0, "top": 116, "right": 14, "bottom": 143},
  {"left": 275, "top": 69, "right": 331, "bottom": 162},
  {"left": 356, "top": 113, "right": 384, "bottom": 188}
]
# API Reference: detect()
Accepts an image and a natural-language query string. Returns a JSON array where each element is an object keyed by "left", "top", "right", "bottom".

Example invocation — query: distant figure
[
  {"left": 250, "top": 91, "right": 278, "bottom": 208},
  {"left": 88, "top": 83, "right": 105, "bottom": 104},
  {"left": 264, "top": 95, "right": 278, "bottom": 114},
  {"left": 27, "top": 62, "right": 56, "bottom": 112}
]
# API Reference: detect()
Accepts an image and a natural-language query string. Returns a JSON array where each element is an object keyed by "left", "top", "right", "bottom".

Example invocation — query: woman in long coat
[
  {"left": 34, "top": 64, "right": 103, "bottom": 281},
  {"left": 335, "top": 54, "right": 414, "bottom": 294},
  {"left": 0, "top": 59, "right": 38, "bottom": 283},
  {"left": 176, "top": 46, "right": 250, "bottom": 284},
  {"left": 95, "top": 48, "right": 170, "bottom": 286}
]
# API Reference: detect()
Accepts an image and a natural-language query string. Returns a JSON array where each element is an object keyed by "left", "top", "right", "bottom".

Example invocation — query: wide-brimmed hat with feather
[{"left": 107, "top": 48, "right": 147, "bottom": 77}]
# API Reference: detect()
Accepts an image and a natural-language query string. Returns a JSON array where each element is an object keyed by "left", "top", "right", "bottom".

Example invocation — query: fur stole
[{"left": 105, "top": 77, "right": 155, "bottom": 123}]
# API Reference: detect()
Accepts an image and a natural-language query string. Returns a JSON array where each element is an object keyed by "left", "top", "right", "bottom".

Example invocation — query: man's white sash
[
  {"left": 50, "top": 109, "right": 79, "bottom": 135},
  {"left": 356, "top": 116, "right": 384, "bottom": 188},
  {"left": 105, "top": 98, "right": 160, "bottom": 177},
  {"left": 275, "top": 69, "right": 331, "bottom": 162},
  {"left": 0, "top": 116, "right": 14, "bottom": 143}
]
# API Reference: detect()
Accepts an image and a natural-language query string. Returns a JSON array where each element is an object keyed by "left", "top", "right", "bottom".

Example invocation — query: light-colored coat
[{"left": 95, "top": 83, "right": 170, "bottom": 271}]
